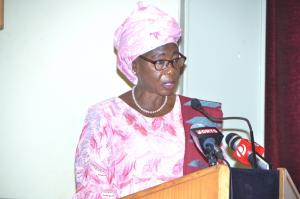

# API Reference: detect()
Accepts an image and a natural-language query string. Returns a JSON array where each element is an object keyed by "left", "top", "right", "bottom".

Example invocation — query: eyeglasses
[{"left": 139, "top": 53, "right": 186, "bottom": 71}]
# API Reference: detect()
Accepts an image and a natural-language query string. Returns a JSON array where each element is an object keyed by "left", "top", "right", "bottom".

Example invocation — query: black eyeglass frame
[{"left": 139, "top": 52, "right": 187, "bottom": 71}]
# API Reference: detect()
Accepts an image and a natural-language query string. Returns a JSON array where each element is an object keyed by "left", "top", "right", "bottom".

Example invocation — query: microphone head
[
  {"left": 203, "top": 137, "right": 216, "bottom": 148},
  {"left": 190, "top": 125, "right": 224, "bottom": 153},
  {"left": 225, "top": 133, "right": 241, "bottom": 150},
  {"left": 225, "top": 133, "right": 236, "bottom": 144},
  {"left": 191, "top": 98, "right": 202, "bottom": 109}
]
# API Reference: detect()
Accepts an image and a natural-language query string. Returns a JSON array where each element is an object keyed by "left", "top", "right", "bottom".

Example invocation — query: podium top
[
  {"left": 122, "top": 165, "right": 300, "bottom": 199},
  {"left": 122, "top": 165, "right": 230, "bottom": 199}
]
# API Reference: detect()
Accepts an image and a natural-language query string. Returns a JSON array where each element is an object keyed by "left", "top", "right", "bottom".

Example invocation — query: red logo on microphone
[
  {"left": 236, "top": 144, "right": 247, "bottom": 157},
  {"left": 233, "top": 139, "right": 265, "bottom": 166}
]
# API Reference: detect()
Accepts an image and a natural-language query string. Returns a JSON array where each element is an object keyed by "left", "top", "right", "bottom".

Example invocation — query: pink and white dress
[{"left": 73, "top": 96, "right": 185, "bottom": 199}]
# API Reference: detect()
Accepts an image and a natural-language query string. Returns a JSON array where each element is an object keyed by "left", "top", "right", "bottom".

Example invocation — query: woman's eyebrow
[{"left": 150, "top": 51, "right": 180, "bottom": 59}]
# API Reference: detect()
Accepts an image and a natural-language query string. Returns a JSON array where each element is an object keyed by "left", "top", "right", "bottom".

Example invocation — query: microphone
[
  {"left": 226, "top": 133, "right": 270, "bottom": 170},
  {"left": 190, "top": 123, "right": 224, "bottom": 166},
  {"left": 191, "top": 98, "right": 260, "bottom": 169}
]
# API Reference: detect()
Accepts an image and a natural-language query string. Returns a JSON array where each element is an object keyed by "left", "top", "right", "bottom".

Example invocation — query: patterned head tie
[{"left": 114, "top": 1, "right": 182, "bottom": 84}]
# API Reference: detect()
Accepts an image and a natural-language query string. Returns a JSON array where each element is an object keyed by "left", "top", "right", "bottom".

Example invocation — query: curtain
[{"left": 265, "top": 0, "right": 300, "bottom": 190}]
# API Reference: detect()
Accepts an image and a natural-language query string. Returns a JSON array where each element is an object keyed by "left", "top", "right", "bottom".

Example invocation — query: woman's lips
[{"left": 162, "top": 81, "right": 176, "bottom": 90}]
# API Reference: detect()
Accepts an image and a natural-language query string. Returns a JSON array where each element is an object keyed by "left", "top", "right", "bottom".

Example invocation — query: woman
[{"left": 73, "top": 2, "right": 222, "bottom": 199}]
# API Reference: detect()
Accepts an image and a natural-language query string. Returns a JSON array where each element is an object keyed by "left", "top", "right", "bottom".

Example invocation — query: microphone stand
[{"left": 191, "top": 99, "right": 258, "bottom": 169}]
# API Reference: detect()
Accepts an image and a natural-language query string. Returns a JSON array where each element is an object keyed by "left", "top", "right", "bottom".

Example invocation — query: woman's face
[{"left": 133, "top": 43, "right": 183, "bottom": 96}]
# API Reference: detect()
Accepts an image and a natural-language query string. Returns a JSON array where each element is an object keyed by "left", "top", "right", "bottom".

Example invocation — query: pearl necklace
[{"left": 131, "top": 86, "right": 168, "bottom": 114}]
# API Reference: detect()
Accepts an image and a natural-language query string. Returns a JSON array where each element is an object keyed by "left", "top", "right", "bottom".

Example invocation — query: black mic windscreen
[
  {"left": 225, "top": 133, "right": 241, "bottom": 150},
  {"left": 191, "top": 98, "right": 202, "bottom": 109},
  {"left": 225, "top": 133, "right": 236, "bottom": 144}
]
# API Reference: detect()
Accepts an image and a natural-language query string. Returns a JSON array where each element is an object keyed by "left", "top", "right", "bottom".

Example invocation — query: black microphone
[
  {"left": 191, "top": 98, "right": 259, "bottom": 169},
  {"left": 190, "top": 124, "right": 224, "bottom": 166},
  {"left": 226, "top": 133, "right": 270, "bottom": 170}
]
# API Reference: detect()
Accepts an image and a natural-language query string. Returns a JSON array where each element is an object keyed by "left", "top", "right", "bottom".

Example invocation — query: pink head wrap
[{"left": 114, "top": 1, "right": 182, "bottom": 84}]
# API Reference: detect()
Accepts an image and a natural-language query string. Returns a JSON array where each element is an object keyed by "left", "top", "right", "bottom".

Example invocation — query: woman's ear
[{"left": 132, "top": 60, "right": 138, "bottom": 74}]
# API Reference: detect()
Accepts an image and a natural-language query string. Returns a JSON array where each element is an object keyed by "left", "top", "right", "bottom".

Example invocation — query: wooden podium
[
  {"left": 122, "top": 165, "right": 300, "bottom": 199},
  {"left": 279, "top": 168, "right": 300, "bottom": 199}
]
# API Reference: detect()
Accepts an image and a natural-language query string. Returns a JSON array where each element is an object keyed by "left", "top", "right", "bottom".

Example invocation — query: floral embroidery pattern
[{"left": 73, "top": 96, "right": 185, "bottom": 199}]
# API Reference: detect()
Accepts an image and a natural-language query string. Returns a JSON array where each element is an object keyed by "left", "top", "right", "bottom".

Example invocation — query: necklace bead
[{"left": 131, "top": 86, "right": 168, "bottom": 115}]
